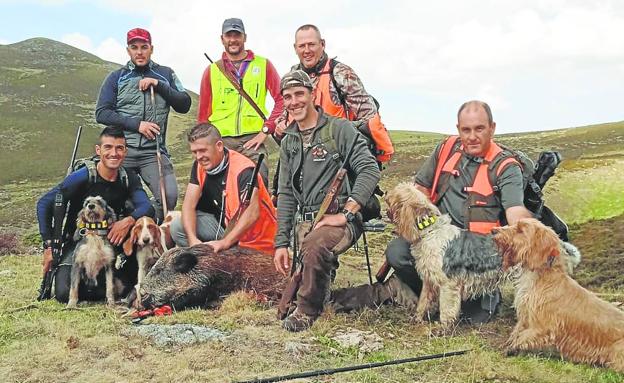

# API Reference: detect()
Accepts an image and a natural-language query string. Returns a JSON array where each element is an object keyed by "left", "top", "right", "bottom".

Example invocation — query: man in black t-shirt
[
  {"left": 170, "top": 123, "right": 276, "bottom": 253},
  {"left": 36, "top": 127, "right": 154, "bottom": 303}
]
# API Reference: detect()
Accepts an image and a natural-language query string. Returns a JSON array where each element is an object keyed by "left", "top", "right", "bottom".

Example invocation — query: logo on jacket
[{"left": 311, "top": 144, "right": 328, "bottom": 162}]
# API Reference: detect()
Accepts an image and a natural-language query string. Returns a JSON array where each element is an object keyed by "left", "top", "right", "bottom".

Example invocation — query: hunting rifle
[
  {"left": 150, "top": 85, "right": 168, "bottom": 217},
  {"left": 223, "top": 153, "right": 265, "bottom": 237},
  {"left": 276, "top": 135, "right": 359, "bottom": 319},
  {"left": 38, "top": 125, "right": 83, "bottom": 300},
  {"left": 235, "top": 349, "right": 470, "bottom": 383}
]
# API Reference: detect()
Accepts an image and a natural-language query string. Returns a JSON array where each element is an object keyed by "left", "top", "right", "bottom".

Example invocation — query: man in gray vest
[{"left": 96, "top": 27, "right": 191, "bottom": 222}]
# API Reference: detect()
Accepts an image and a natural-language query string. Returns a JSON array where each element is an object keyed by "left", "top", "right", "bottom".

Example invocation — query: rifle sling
[{"left": 214, "top": 60, "right": 267, "bottom": 122}]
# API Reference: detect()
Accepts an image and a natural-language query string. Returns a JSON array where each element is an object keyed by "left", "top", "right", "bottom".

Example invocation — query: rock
[
  {"left": 284, "top": 341, "right": 313, "bottom": 357},
  {"left": 0, "top": 269, "right": 14, "bottom": 277},
  {"left": 125, "top": 324, "right": 227, "bottom": 347},
  {"left": 331, "top": 328, "right": 383, "bottom": 355}
]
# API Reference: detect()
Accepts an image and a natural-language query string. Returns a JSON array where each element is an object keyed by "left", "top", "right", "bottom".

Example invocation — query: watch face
[{"left": 262, "top": 126, "right": 270, "bottom": 134}]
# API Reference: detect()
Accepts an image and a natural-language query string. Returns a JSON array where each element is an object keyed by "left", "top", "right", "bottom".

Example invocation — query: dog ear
[
  {"left": 149, "top": 222, "right": 164, "bottom": 254},
  {"left": 525, "top": 221, "right": 561, "bottom": 271},
  {"left": 396, "top": 196, "right": 419, "bottom": 242},
  {"left": 173, "top": 251, "right": 198, "bottom": 273},
  {"left": 123, "top": 225, "right": 137, "bottom": 256}
]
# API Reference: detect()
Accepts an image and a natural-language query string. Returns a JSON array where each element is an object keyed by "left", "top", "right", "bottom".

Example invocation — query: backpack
[
  {"left": 328, "top": 59, "right": 394, "bottom": 165},
  {"left": 72, "top": 157, "right": 129, "bottom": 188},
  {"left": 489, "top": 147, "right": 569, "bottom": 241}
]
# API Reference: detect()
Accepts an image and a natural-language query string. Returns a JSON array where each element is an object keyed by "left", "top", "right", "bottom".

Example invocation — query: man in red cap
[{"left": 95, "top": 27, "right": 191, "bottom": 223}]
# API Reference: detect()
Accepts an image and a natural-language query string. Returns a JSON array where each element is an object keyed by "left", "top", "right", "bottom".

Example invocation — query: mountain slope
[{"left": 0, "top": 38, "right": 198, "bottom": 184}]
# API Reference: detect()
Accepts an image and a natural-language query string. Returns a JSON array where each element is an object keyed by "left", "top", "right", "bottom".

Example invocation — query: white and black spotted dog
[{"left": 67, "top": 195, "right": 117, "bottom": 308}]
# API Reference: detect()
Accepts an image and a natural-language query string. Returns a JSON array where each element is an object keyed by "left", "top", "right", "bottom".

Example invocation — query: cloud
[{"left": 61, "top": 32, "right": 126, "bottom": 64}]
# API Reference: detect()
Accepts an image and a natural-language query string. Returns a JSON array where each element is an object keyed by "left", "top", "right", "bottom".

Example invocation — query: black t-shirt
[
  {"left": 63, "top": 167, "right": 145, "bottom": 238},
  {"left": 189, "top": 155, "right": 254, "bottom": 217}
]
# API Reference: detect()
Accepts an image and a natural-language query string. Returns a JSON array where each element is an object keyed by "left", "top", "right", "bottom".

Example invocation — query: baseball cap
[
  {"left": 280, "top": 70, "right": 314, "bottom": 93},
  {"left": 222, "top": 18, "right": 245, "bottom": 34},
  {"left": 127, "top": 28, "right": 152, "bottom": 44}
]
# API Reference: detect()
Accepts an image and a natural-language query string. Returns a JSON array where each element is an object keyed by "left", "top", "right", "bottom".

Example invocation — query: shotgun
[
  {"left": 38, "top": 125, "right": 82, "bottom": 300},
  {"left": 223, "top": 153, "right": 265, "bottom": 236}
]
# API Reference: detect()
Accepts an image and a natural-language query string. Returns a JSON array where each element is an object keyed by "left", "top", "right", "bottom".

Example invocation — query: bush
[{"left": 0, "top": 231, "right": 21, "bottom": 255}]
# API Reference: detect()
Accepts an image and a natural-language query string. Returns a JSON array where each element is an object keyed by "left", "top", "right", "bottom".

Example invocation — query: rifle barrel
[
  {"left": 67, "top": 125, "right": 82, "bottom": 175},
  {"left": 235, "top": 349, "right": 469, "bottom": 383}
]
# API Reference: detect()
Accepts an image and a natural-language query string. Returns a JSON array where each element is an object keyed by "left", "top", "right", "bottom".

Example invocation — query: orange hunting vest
[
  {"left": 196, "top": 150, "right": 277, "bottom": 254},
  {"left": 313, "top": 60, "right": 394, "bottom": 163},
  {"left": 430, "top": 136, "right": 519, "bottom": 234}
]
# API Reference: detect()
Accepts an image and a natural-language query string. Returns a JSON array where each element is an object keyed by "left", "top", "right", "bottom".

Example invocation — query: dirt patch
[
  {"left": 125, "top": 324, "right": 227, "bottom": 347},
  {"left": 570, "top": 214, "right": 624, "bottom": 291}
]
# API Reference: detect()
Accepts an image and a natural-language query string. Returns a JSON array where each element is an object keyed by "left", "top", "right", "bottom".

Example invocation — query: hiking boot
[
  {"left": 282, "top": 308, "right": 318, "bottom": 332},
  {"left": 460, "top": 290, "right": 500, "bottom": 324},
  {"left": 385, "top": 274, "right": 419, "bottom": 309}
]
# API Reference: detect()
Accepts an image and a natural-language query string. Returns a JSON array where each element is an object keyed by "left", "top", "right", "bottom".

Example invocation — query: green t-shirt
[{"left": 415, "top": 141, "right": 525, "bottom": 228}]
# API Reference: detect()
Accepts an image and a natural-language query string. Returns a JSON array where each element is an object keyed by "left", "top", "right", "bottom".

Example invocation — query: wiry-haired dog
[
  {"left": 493, "top": 218, "right": 624, "bottom": 372},
  {"left": 67, "top": 196, "right": 117, "bottom": 308},
  {"left": 385, "top": 182, "right": 513, "bottom": 329}
]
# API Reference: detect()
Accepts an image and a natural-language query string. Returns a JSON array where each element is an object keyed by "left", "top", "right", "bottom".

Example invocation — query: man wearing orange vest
[
  {"left": 275, "top": 24, "right": 393, "bottom": 164},
  {"left": 386, "top": 100, "right": 532, "bottom": 323},
  {"left": 170, "top": 123, "right": 277, "bottom": 255}
]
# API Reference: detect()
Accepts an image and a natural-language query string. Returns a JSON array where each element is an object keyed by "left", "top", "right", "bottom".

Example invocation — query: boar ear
[{"left": 173, "top": 251, "right": 198, "bottom": 273}]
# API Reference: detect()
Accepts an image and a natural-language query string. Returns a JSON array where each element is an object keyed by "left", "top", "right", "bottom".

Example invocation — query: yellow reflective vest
[{"left": 209, "top": 56, "right": 268, "bottom": 137}]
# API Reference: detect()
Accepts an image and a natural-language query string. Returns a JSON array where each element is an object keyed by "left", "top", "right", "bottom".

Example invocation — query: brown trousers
[{"left": 294, "top": 222, "right": 355, "bottom": 316}]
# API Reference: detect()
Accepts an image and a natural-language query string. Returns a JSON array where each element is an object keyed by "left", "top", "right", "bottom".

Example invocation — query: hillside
[{"left": 0, "top": 38, "right": 198, "bottom": 185}]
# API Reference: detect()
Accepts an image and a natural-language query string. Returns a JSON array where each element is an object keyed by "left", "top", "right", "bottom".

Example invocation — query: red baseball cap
[{"left": 127, "top": 28, "right": 152, "bottom": 44}]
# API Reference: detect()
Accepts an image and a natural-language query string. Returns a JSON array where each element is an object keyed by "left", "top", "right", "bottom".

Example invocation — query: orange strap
[
  {"left": 468, "top": 221, "right": 500, "bottom": 235},
  {"left": 430, "top": 136, "right": 460, "bottom": 202}
]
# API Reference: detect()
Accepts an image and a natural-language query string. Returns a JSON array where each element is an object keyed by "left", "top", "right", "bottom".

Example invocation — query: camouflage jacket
[{"left": 291, "top": 54, "right": 378, "bottom": 123}]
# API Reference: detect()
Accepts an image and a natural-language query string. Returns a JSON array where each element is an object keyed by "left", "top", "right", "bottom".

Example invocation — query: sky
[{"left": 2, "top": 0, "right": 624, "bottom": 134}]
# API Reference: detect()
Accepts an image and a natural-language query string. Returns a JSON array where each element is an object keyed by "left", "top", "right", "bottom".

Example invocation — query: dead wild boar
[{"left": 138, "top": 244, "right": 287, "bottom": 310}]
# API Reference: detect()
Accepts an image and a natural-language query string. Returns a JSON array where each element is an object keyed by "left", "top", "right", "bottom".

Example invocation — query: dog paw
[{"left": 66, "top": 301, "right": 78, "bottom": 309}]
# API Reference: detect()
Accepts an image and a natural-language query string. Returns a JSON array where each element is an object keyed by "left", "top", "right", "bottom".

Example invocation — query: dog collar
[
  {"left": 417, "top": 215, "right": 437, "bottom": 230},
  {"left": 77, "top": 220, "right": 110, "bottom": 237}
]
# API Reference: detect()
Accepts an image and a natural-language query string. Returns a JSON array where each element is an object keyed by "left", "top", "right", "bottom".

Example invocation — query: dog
[
  {"left": 385, "top": 182, "right": 514, "bottom": 329},
  {"left": 67, "top": 196, "right": 117, "bottom": 308},
  {"left": 122, "top": 212, "right": 180, "bottom": 307},
  {"left": 493, "top": 218, "right": 624, "bottom": 372}
]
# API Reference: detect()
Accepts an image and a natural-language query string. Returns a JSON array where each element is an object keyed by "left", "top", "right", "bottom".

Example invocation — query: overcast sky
[{"left": 2, "top": 0, "right": 623, "bottom": 134}]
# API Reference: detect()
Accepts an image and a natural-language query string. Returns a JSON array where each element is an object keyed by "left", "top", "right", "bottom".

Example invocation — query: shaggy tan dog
[
  {"left": 493, "top": 218, "right": 624, "bottom": 372},
  {"left": 68, "top": 196, "right": 116, "bottom": 308},
  {"left": 385, "top": 182, "right": 511, "bottom": 329}
]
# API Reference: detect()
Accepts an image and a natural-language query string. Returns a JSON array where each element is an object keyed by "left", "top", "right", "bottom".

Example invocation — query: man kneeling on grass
[{"left": 36, "top": 127, "right": 154, "bottom": 303}]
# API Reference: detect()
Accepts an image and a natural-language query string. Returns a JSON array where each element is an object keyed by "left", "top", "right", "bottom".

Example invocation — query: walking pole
[{"left": 150, "top": 85, "right": 168, "bottom": 218}]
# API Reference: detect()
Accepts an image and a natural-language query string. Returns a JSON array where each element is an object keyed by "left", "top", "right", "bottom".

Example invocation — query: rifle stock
[
  {"left": 37, "top": 126, "right": 82, "bottom": 300},
  {"left": 310, "top": 135, "right": 359, "bottom": 231}
]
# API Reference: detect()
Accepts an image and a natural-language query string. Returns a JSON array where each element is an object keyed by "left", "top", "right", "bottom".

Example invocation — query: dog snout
[
  {"left": 141, "top": 236, "right": 151, "bottom": 244},
  {"left": 88, "top": 203, "right": 96, "bottom": 210},
  {"left": 491, "top": 226, "right": 502, "bottom": 234}
]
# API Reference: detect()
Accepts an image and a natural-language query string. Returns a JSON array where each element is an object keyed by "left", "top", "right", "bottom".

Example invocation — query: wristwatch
[
  {"left": 261, "top": 126, "right": 271, "bottom": 134},
  {"left": 43, "top": 240, "right": 52, "bottom": 250},
  {"left": 342, "top": 209, "right": 356, "bottom": 223}
]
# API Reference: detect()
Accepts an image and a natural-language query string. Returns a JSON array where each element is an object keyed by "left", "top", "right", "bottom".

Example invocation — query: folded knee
[{"left": 385, "top": 237, "right": 413, "bottom": 268}]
